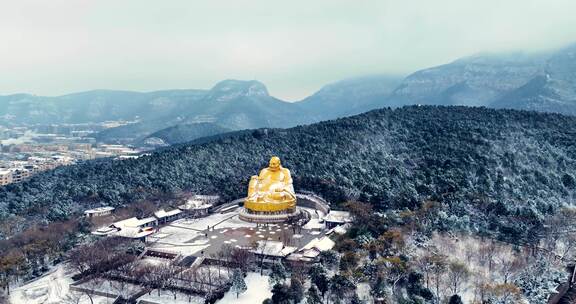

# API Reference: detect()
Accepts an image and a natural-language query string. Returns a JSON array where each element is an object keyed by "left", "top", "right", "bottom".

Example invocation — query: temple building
[{"left": 239, "top": 156, "right": 301, "bottom": 223}]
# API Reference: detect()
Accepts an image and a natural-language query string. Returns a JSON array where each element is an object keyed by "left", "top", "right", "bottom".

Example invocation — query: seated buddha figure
[{"left": 245, "top": 156, "right": 297, "bottom": 213}]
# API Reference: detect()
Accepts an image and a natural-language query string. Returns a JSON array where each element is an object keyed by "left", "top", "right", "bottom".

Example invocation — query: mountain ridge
[
  {"left": 2, "top": 43, "right": 576, "bottom": 145},
  {"left": 1, "top": 105, "right": 575, "bottom": 242}
]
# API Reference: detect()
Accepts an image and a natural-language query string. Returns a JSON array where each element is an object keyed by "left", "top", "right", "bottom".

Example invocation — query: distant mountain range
[
  {"left": 1, "top": 43, "right": 575, "bottom": 145},
  {"left": 386, "top": 44, "right": 576, "bottom": 115}
]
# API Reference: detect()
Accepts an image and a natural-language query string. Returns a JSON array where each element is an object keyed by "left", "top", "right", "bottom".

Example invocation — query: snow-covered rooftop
[
  {"left": 113, "top": 217, "right": 156, "bottom": 228},
  {"left": 154, "top": 208, "right": 183, "bottom": 218},
  {"left": 323, "top": 210, "right": 353, "bottom": 223},
  {"left": 84, "top": 206, "right": 115, "bottom": 214},
  {"left": 251, "top": 240, "right": 297, "bottom": 257},
  {"left": 113, "top": 226, "right": 155, "bottom": 239},
  {"left": 326, "top": 223, "right": 351, "bottom": 235},
  {"left": 178, "top": 199, "right": 213, "bottom": 210},
  {"left": 301, "top": 236, "right": 335, "bottom": 252}
]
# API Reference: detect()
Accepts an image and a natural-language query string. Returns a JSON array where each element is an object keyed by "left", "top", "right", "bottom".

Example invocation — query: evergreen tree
[
  {"left": 448, "top": 294, "right": 463, "bottom": 304},
  {"left": 288, "top": 277, "right": 304, "bottom": 304},
  {"left": 330, "top": 275, "right": 356, "bottom": 302},
  {"left": 309, "top": 264, "right": 330, "bottom": 298},
  {"left": 269, "top": 262, "right": 288, "bottom": 286},
  {"left": 308, "top": 264, "right": 327, "bottom": 284},
  {"left": 319, "top": 250, "right": 339, "bottom": 270},
  {"left": 231, "top": 269, "right": 247, "bottom": 298},
  {"left": 350, "top": 293, "right": 364, "bottom": 304},
  {"left": 271, "top": 284, "right": 291, "bottom": 304},
  {"left": 306, "top": 285, "right": 323, "bottom": 304}
]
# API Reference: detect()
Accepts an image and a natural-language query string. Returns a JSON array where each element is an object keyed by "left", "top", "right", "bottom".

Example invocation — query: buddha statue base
[{"left": 239, "top": 204, "right": 300, "bottom": 223}]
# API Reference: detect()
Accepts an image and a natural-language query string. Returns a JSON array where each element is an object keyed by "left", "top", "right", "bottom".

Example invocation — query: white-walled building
[
  {"left": 0, "top": 170, "right": 12, "bottom": 186},
  {"left": 154, "top": 208, "right": 184, "bottom": 224},
  {"left": 84, "top": 206, "right": 115, "bottom": 218},
  {"left": 178, "top": 199, "right": 213, "bottom": 217}
]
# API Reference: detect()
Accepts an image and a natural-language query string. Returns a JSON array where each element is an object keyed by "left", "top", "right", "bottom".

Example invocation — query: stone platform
[{"left": 238, "top": 207, "right": 302, "bottom": 223}]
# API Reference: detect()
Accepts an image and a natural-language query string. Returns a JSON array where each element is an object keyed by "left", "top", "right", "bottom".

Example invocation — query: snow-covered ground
[
  {"left": 217, "top": 272, "right": 272, "bottom": 304},
  {"left": 67, "top": 293, "right": 116, "bottom": 304},
  {"left": 76, "top": 278, "right": 143, "bottom": 299},
  {"left": 10, "top": 264, "right": 75, "bottom": 304},
  {"left": 173, "top": 212, "right": 256, "bottom": 231},
  {"left": 356, "top": 282, "right": 371, "bottom": 302},
  {"left": 139, "top": 289, "right": 204, "bottom": 304}
]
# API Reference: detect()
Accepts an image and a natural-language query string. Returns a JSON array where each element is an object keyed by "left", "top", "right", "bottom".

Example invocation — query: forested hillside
[
  {"left": 1, "top": 106, "right": 575, "bottom": 241},
  {"left": 140, "top": 123, "right": 231, "bottom": 146}
]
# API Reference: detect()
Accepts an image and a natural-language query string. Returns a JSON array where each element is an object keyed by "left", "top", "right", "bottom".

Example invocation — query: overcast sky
[{"left": 1, "top": 0, "right": 575, "bottom": 100}]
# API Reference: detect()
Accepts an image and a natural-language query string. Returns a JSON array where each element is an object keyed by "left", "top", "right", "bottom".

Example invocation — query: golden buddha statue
[{"left": 244, "top": 156, "right": 297, "bottom": 213}]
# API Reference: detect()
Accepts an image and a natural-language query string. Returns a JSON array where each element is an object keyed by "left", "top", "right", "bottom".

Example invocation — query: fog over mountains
[
  {"left": 1, "top": 43, "right": 575, "bottom": 144},
  {"left": 388, "top": 43, "right": 576, "bottom": 115}
]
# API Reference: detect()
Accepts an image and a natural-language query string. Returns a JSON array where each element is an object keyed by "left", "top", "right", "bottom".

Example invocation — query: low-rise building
[
  {"left": 10, "top": 167, "right": 31, "bottom": 183},
  {"left": 323, "top": 210, "right": 353, "bottom": 229},
  {"left": 192, "top": 195, "right": 221, "bottom": 205},
  {"left": 178, "top": 199, "right": 213, "bottom": 218},
  {"left": 0, "top": 169, "right": 12, "bottom": 186},
  {"left": 287, "top": 236, "right": 335, "bottom": 262},
  {"left": 93, "top": 216, "right": 158, "bottom": 240},
  {"left": 251, "top": 240, "right": 297, "bottom": 261},
  {"left": 84, "top": 206, "right": 115, "bottom": 218},
  {"left": 154, "top": 208, "right": 184, "bottom": 224}
]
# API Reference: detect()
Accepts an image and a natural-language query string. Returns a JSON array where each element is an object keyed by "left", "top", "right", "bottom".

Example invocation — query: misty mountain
[
  {"left": 3, "top": 43, "right": 576, "bottom": 145},
  {"left": 0, "top": 89, "right": 207, "bottom": 125},
  {"left": 493, "top": 44, "right": 576, "bottom": 115},
  {"left": 184, "top": 80, "right": 307, "bottom": 129},
  {"left": 94, "top": 79, "right": 310, "bottom": 143},
  {"left": 381, "top": 44, "right": 576, "bottom": 115},
  {"left": 296, "top": 74, "right": 403, "bottom": 121},
  {"left": 385, "top": 52, "right": 546, "bottom": 107}
]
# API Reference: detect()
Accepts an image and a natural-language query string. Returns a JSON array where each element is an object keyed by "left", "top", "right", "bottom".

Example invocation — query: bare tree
[
  {"left": 497, "top": 251, "right": 525, "bottom": 284},
  {"left": 477, "top": 241, "right": 498, "bottom": 272},
  {"left": 486, "top": 283, "right": 522, "bottom": 303},
  {"left": 447, "top": 262, "right": 470, "bottom": 295},
  {"left": 180, "top": 269, "right": 200, "bottom": 302},
  {"left": 77, "top": 277, "right": 104, "bottom": 304},
  {"left": 230, "top": 247, "right": 252, "bottom": 273},
  {"left": 429, "top": 253, "right": 448, "bottom": 302},
  {"left": 61, "top": 290, "right": 84, "bottom": 304},
  {"left": 164, "top": 265, "right": 181, "bottom": 300}
]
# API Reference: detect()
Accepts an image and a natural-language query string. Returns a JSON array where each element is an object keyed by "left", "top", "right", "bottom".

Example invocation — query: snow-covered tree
[
  {"left": 288, "top": 277, "right": 304, "bottom": 304},
  {"left": 231, "top": 269, "right": 247, "bottom": 298},
  {"left": 269, "top": 262, "right": 288, "bottom": 286},
  {"left": 306, "top": 285, "right": 323, "bottom": 304}
]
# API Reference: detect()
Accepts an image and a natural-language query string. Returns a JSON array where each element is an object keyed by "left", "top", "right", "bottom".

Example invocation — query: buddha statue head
[{"left": 268, "top": 156, "right": 281, "bottom": 172}]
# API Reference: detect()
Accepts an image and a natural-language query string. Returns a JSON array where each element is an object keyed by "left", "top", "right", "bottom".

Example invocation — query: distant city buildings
[{"left": 0, "top": 122, "right": 146, "bottom": 186}]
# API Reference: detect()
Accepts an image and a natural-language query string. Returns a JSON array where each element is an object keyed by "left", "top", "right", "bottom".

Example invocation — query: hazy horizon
[{"left": 1, "top": 0, "right": 576, "bottom": 100}]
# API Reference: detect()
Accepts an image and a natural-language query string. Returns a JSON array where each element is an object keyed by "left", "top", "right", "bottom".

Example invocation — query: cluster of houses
[
  {"left": 0, "top": 156, "right": 76, "bottom": 186},
  {"left": 88, "top": 195, "right": 220, "bottom": 240},
  {"left": 86, "top": 193, "right": 353, "bottom": 266}
]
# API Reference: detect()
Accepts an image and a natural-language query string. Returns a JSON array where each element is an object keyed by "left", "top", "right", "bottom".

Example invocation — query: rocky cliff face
[
  {"left": 494, "top": 44, "right": 576, "bottom": 115},
  {"left": 377, "top": 45, "right": 576, "bottom": 117},
  {"left": 387, "top": 53, "right": 546, "bottom": 107},
  {"left": 204, "top": 79, "right": 270, "bottom": 101}
]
